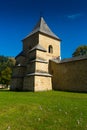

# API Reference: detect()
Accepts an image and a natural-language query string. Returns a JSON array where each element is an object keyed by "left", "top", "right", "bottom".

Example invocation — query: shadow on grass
[
  {"left": 0, "top": 88, "right": 87, "bottom": 94},
  {"left": 0, "top": 88, "right": 34, "bottom": 93},
  {"left": 0, "top": 88, "right": 11, "bottom": 92}
]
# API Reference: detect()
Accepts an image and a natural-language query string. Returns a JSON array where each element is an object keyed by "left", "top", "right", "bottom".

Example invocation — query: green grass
[{"left": 0, "top": 90, "right": 87, "bottom": 130}]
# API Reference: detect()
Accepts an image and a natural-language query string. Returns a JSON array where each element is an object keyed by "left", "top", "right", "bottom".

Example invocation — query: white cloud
[{"left": 67, "top": 13, "right": 82, "bottom": 19}]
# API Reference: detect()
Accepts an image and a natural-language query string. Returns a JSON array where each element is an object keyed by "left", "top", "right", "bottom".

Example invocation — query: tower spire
[{"left": 23, "top": 17, "right": 60, "bottom": 40}]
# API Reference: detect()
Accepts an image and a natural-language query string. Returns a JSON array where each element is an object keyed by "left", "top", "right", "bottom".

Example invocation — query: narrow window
[{"left": 48, "top": 45, "right": 53, "bottom": 53}]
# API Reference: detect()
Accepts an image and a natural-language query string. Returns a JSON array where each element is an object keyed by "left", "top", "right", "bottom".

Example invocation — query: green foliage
[
  {"left": 72, "top": 45, "right": 87, "bottom": 57},
  {"left": 0, "top": 55, "right": 15, "bottom": 87},
  {"left": 0, "top": 67, "right": 12, "bottom": 86},
  {"left": 0, "top": 91, "right": 87, "bottom": 130}
]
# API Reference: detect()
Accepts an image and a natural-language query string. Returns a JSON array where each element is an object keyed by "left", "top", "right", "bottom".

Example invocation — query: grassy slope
[{"left": 0, "top": 90, "right": 87, "bottom": 130}]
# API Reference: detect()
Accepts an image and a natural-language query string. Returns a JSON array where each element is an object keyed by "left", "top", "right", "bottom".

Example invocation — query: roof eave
[{"left": 22, "top": 31, "right": 61, "bottom": 42}]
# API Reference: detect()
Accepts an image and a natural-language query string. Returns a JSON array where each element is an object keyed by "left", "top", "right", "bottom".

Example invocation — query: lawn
[{"left": 0, "top": 90, "right": 87, "bottom": 130}]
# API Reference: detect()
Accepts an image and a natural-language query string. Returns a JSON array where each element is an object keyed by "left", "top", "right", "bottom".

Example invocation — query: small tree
[
  {"left": 0, "top": 56, "right": 15, "bottom": 87},
  {"left": 1, "top": 67, "right": 12, "bottom": 87},
  {"left": 72, "top": 45, "right": 87, "bottom": 57}
]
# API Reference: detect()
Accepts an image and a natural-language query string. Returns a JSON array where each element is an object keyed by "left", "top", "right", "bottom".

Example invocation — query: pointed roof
[{"left": 23, "top": 17, "right": 60, "bottom": 40}]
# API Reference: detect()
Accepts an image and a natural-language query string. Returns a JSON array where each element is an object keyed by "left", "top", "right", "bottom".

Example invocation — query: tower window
[{"left": 48, "top": 45, "right": 53, "bottom": 53}]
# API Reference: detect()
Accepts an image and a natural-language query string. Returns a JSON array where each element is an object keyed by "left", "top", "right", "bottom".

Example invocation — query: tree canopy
[
  {"left": 72, "top": 45, "right": 87, "bottom": 57},
  {"left": 0, "top": 56, "right": 15, "bottom": 87}
]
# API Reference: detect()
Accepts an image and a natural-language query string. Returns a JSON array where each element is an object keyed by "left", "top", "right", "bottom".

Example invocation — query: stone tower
[{"left": 10, "top": 17, "right": 61, "bottom": 91}]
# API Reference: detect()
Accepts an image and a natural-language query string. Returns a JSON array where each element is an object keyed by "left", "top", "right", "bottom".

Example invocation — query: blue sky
[{"left": 0, "top": 0, "right": 87, "bottom": 59}]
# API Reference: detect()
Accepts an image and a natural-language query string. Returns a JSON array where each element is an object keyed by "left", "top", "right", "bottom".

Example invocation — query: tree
[
  {"left": 72, "top": 45, "right": 87, "bottom": 57},
  {"left": 0, "top": 56, "right": 15, "bottom": 87},
  {"left": 0, "top": 67, "right": 12, "bottom": 87}
]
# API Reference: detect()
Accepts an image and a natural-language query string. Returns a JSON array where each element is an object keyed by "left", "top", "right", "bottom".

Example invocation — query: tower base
[{"left": 23, "top": 73, "right": 52, "bottom": 91}]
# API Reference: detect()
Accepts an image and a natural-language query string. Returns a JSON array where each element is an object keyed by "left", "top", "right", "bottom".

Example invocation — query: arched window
[{"left": 48, "top": 45, "right": 53, "bottom": 53}]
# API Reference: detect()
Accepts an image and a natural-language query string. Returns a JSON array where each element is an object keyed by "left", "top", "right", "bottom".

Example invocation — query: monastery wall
[{"left": 49, "top": 56, "right": 87, "bottom": 92}]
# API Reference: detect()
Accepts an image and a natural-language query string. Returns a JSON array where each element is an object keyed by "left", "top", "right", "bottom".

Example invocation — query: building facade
[{"left": 10, "top": 17, "right": 61, "bottom": 91}]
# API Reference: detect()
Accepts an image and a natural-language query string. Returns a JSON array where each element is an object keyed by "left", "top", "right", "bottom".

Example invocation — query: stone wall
[
  {"left": 26, "top": 62, "right": 35, "bottom": 74},
  {"left": 23, "top": 33, "right": 39, "bottom": 50},
  {"left": 35, "top": 75, "right": 52, "bottom": 91},
  {"left": 23, "top": 75, "right": 52, "bottom": 91},
  {"left": 27, "top": 51, "right": 36, "bottom": 60},
  {"left": 36, "top": 51, "right": 47, "bottom": 60},
  {"left": 16, "top": 56, "right": 26, "bottom": 66},
  {"left": 12, "top": 66, "right": 26, "bottom": 77},
  {"left": 10, "top": 77, "right": 24, "bottom": 91},
  {"left": 49, "top": 56, "right": 87, "bottom": 92},
  {"left": 23, "top": 76, "right": 34, "bottom": 91},
  {"left": 39, "top": 34, "right": 60, "bottom": 60},
  {"left": 36, "top": 61, "right": 48, "bottom": 73}
]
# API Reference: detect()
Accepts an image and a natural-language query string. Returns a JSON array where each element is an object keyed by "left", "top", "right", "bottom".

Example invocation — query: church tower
[{"left": 10, "top": 17, "right": 61, "bottom": 91}]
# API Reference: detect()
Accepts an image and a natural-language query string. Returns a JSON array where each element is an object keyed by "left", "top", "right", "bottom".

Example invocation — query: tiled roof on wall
[
  {"left": 60, "top": 55, "right": 87, "bottom": 63},
  {"left": 52, "top": 55, "right": 87, "bottom": 63}
]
